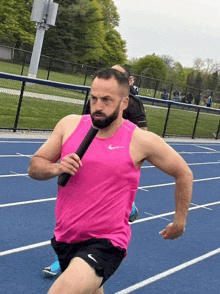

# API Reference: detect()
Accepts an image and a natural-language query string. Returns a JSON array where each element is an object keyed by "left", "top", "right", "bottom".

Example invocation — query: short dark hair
[{"left": 93, "top": 68, "right": 129, "bottom": 96}]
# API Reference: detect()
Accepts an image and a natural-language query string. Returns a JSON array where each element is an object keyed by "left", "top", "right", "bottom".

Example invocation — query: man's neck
[{"left": 97, "top": 117, "right": 124, "bottom": 138}]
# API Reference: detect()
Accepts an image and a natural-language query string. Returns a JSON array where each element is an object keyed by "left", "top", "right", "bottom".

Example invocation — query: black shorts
[{"left": 51, "top": 237, "right": 126, "bottom": 286}]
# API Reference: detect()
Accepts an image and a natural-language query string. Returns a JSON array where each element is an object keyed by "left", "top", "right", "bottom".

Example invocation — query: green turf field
[{"left": 0, "top": 61, "right": 219, "bottom": 138}]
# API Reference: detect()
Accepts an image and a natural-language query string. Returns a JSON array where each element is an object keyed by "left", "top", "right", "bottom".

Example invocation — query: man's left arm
[
  {"left": 159, "top": 169, "right": 193, "bottom": 239},
  {"left": 143, "top": 132, "right": 193, "bottom": 240}
]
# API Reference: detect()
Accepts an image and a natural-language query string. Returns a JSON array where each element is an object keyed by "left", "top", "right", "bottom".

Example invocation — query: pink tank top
[{"left": 54, "top": 115, "right": 140, "bottom": 250}]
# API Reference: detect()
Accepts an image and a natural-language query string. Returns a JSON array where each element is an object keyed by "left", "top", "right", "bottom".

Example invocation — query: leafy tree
[
  {"left": 195, "top": 72, "right": 203, "bottom": 89},
  {"left": 133, "top": 55, "right": 168, "bottom": 80},
  {"left": 98, "top": 0, "right": 126, "bottom": 65},
  {"left": 160, "top": 55, "right": 175, "bottom": 70},
  {"left": 186, "top": 70, "right": 195, "bottom": 88},
  {"left": 0, "top": 0, "right": 35, "bottom": 47},
  {"left": 168, "top": 62, "right": 186, "bottom": 85},
  {"left": 101, "top": 29, "right": 126, "bottom": 65},
  {"left": 97, "top": 0, "right": 119, "bottom": 29},
  {"left": 209, "top": 71, "right": 219, "bottom": 91},
  {"left": 42, "top": 0, "right": 106, "bottom": 63},
  {"left": 193, "top": 58, "right": 205, "bottom": 72}
]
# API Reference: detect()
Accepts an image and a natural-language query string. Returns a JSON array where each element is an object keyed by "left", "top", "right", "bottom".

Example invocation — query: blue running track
[{"left": 0, "top": 136, "right": 220, "bottom": 294}]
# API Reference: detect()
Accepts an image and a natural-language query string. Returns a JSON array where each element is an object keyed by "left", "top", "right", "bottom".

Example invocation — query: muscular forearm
[
  {"left": 173, "top": 170, "right": 193, "bottom": 226},
  {"left": 28, "top": 156, "right": 60, "bottom": 180}
]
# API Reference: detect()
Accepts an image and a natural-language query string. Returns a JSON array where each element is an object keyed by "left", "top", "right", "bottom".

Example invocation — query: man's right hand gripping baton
[{"left": 57, "top": 125, "right": 99, "bottom": 187}]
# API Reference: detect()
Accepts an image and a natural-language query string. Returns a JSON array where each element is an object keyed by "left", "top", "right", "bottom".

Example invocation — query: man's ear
[{"left": 121, "top": 96, "right": 129, "bottom": 111}]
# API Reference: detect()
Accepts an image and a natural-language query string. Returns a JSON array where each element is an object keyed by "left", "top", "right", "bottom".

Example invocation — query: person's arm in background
[{"left": 123, "top": 94, "right": 147, "bottom": 130}]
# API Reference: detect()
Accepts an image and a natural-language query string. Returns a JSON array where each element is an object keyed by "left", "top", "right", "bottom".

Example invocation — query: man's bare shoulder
[
  {"left": 57, "top": 115, "right": 82, "bottom": 143},
  {"left": 131, "top": 127, "right": 169, "bottom": 161},
  {"left": 133, "top": 127, "right": 163, "bottom": 144},
  {"left": 59, "top": 114, "right": 82, "bottom": 125}
]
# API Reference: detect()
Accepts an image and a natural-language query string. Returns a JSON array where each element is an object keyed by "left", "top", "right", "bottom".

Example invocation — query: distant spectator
[
  {"left": 206, "top": 96, "right": 212, "bottom": 107},
  {"left": 195, "top": 93, "right": 201, "bottom": 105},
  {"left": 161, "top": 90, "right": 168, "bottom": 100},
  {"left": 129, "top": 76, "right": 139, "bottom": 95},
  {"left": 173, "top": 90, "right": 180, "bottom": 102},
  {"left": 181, "top": 96, "right": 186, "bottom": 103},
  {"left": 204, "top": 97, "right": 208, "bottom": 105},
  {"left": 186, "top": 92, "right": 193, "bottom": 104}
]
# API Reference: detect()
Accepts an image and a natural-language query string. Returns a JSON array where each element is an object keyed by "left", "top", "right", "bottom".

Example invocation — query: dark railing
[
  {"left": 0, "top": 72, "right": 220, "bottom": 139},
  {"left": 0, "top": 72, "right": 90, "bottom": 132},
  {"left": 1, "top": 45, "right": 220, "bottom": 105},
  {"left": 138, "top": 95, "right": 220, "bottom": 139}
]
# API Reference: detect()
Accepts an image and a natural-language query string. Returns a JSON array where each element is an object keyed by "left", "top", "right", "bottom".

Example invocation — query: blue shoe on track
[
  {"left": 129, "top": 203, "right": 139, "bottom": 222},
  {"left": 42, "top": 258, "right": 61, "bottom": 276}
]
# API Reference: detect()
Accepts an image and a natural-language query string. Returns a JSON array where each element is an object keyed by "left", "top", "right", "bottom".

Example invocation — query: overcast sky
[{"left": 113, "top": 0, "right": 220, "bottom": 68}]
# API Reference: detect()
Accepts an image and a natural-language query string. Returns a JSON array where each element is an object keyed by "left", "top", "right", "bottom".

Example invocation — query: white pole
[{"left": 28, "top": 23, "right": 48, "bottom": 78}]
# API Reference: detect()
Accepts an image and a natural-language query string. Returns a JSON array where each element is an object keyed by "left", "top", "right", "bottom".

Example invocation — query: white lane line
[
  {"left": 10, "top": 171, "right": 29, "bottom": 178},
  {"left": 0, "top": 155, "right": 32, "bottom": 158},
  {"left": 141, "top": 162, "right": 220, "bottom": 169},
  {"left": 16, "top": 152, "right": 32, "bottom": 158},
  {"left": 139, "top": 176, "right": 220, "bottom": 190},
  {"left": 115, "top": 247, "right": 220, "bottom": 294},
  {"left": 0, "top": 240, "right": 51, "bottom": 256},
  {"left": 144, "top": 212, "right": 171, "bottom": 222},
  {"left": 1, "top": 177, "right": 219, "bottom": 208},
  {"left": 131, "top": 201, "right": 220, "bottom": 225},
  {"left": 0, "top": 153, "right": 32, "bottom": 158},
  {"left": 169, "top": 143, "right": 220, "bottom": 146},
  {"left": 0, "top": 140, "right": 45, "bottom": 144},
  {"left": 0, "top": 197, "right": 56, "bottom": 208},
  {"left": 0, "top": 173, "right": 29, "bottom": 178},
  {"left": 193, "top": 145, "right": 218, "bottom": 152},
  {"left": 191, "top": 202, "right": 212, "bottom": 211},
  {"left": 187, "top": 161, "right": 220, "bottom": 166},
  {"left": 179, "top": 151, "right": 220, "bottom": 154},
  {"left": 1, "top": 201, "right": 220, "bottom": 256}
]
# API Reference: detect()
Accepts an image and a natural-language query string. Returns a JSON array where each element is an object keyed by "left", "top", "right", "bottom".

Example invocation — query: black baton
[{"left": 57, "top": 125, "right": 99, "bottom": 187}]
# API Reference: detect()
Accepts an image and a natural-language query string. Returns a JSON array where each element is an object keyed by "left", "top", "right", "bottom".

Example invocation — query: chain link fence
[
  {"left": 1, "top": 72, "right": 220, "bottom": 139},
  {"left": 1, "top": 45, "right": 220, "bottom": 108}
]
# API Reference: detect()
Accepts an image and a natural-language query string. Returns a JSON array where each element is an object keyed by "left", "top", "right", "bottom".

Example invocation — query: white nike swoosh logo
[
  {"left": 88, "top": 254, "right": 98, "bottom": 263},
  {"left": 108, "top": 145, "right": 124, "bottom": 150}
]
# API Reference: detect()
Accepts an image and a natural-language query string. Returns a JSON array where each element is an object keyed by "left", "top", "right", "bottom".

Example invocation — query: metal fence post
[
  {"left": 192, "top": 108, "right": 200, "bottom": 139},
  {"left": 13, "top": 81, "right": 26, "bottom": 132},
  {"left": 47, "top": 57, "right": 53, "bottom": 80},
  {"left": 169, "top": 84, "right": 173, "bottom": 100},
  {"left": 215, "top": 119, "right": 220, "bottom": 140},
  {"left": 154, "top": 80, "right": 159, "bottom": 98},
  {"left": 20, "top": 52, "right": 26, "bottom": 76},
  {"left": 82, "top": 91, "right": 89, "bottom": 114},
  {"left": 138, "top": 76, "right": 142, "bottom": 89},
  {"left": 162, "top": 103, "right": 171, "bottom": 137},
  {"left": 83, "top": 66, "right": 88, "bottom": 86}
]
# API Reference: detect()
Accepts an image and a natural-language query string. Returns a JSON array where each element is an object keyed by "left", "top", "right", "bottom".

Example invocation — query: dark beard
[{"left": 91, "top": 107, "right": 120, "bottom": 129}]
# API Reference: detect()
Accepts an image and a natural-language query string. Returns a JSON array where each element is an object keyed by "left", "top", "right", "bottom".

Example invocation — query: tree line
[
  {"left": 126, "top": 55, "right": 220, "bottom": 95},
  {"left": 0, "top": 0, "right": 126, "bottom": 66}
]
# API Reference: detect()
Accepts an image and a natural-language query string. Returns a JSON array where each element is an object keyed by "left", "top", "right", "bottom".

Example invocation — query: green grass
[
  {"left": 145, "top": 105, "right": 219, "bottom": 138},
  {"left": 1, "top": 92, "right": 219, "bottom": 138},
  {"left": 0, "top": 93, "right": 83, "bottom": 130},
  {"left": 0, "top": 60, "right": 219, "bottom": 138}
]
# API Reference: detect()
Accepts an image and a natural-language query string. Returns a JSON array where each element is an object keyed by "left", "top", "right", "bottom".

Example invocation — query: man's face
[
  {"left": 129, "top": 77, "right": 135, "bottom": 86},
  {"left": 90, "top": 77, "right": 125, "bottom": 129}
]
